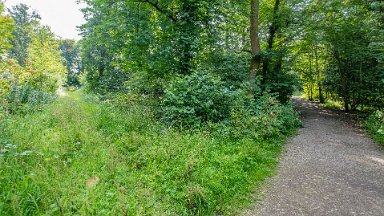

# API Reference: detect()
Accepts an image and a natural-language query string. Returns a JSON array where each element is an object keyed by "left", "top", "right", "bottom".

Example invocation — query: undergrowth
[
  {"left": 362, "top": 110, "right": 384, "bottom": 146},
  {"left": 0, "top": 92, "right": 296, "bottom": 215}
]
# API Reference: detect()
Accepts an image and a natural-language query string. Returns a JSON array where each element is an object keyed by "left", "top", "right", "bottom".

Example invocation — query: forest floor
[{"left": 246, "top": 97, "right": 384, "bottom": 215}]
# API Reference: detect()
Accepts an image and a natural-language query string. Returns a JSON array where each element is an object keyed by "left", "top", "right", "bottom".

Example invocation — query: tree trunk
[
  {"left": 334, "top": 49, "right": 350, "bottom": 112},
  {"left": 314, "top": 45, "right": 324, "bottom": 103},
  {"left": 249, "top": 0, "right": 261, "bottom": 95},
  {"left": 310, "top": 84, "right": 313, "bottom": 101},
  {"left": 261, "top": 0, "right": 281, "bottom": 85},
  {"left": 308, "top": 52, "right": 313, "bottom": 101}
]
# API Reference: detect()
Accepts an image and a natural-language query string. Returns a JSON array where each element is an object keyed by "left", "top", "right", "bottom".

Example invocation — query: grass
[
  {"left": 297, "top": 93, "right": 345, "bottom": 111},
  {"left": 0, "top": 92, "right": 287, "bottom": 215},
  {"left": 321, "top": 100, "right": 344, "bottom": 110},
  {"left": 362, "top": 111, "right": 384, "bottom": 146}
]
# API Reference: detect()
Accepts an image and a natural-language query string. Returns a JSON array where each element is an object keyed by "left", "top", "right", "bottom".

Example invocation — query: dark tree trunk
[
  {"left": 314, "top": 46, "right": 324, "bottom": 103},
  {"left": 249, "top": 0, "right": 261, "bottom": 94},
  {"left": 308, "top": 52, "right": 313, "bottom": 101},
  {"left": 310, "top": 85, "right": 313, "bottom": 101},
  {"left": 261, "top": 0, "right": 281, "bottom": 85},
  {"left": 334, "top": 49, "right": 350, "bottom": 112},
  {"left": 98, "top": 48, "right": 106, "bottom": 79}
]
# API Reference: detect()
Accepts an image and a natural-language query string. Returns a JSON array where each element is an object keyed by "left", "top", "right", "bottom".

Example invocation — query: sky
[{"left": 4, "top": 0, "right": 85, "bottom": 40}]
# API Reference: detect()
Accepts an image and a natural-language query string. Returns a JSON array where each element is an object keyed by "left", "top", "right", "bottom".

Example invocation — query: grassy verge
[
  {"left": 362, "top": 111, "right": 384, "bottom": 146},
  {"left": 0, "top": 92, "right": 292, "bottom": 215}
]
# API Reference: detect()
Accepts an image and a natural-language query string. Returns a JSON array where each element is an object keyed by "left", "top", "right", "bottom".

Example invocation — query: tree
[
  {"left": 249, "top": 0, "right": 261, "bottom": 94},
  {"left": 24, "top": 25, "right": 66, "bottom": 92},
  {"left": 8, "top": 3, "right": 41, "bottom": 66},
  {"left": 59, "top": 39, "right": 81, "bottom": 87},
  {"left": 0, "top": 1, "right": 15, "bottom": 103},
  {"left": 261, "top": 0, "right": 281, "bottom": 85},
  {"left": 79, "top": 0, "right": 303, "bottom": 104},
  {"left": 139, "top": 0, "right": 216, "bottom": 75},
  {"left": 0, "top": 1, "right": 14, "bottom": 56},
  {"left": 293, "top": 0, "right": 384, "bottom": 111},
  {"left": 80, "top": 0, "right": 219, "bottom": 94}
]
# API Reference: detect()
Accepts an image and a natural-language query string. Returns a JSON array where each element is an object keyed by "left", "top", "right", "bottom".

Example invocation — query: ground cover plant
[
  {"left": 1, "top": 0, "right": 381, "bottom": 214},
  {"left": 0, "top": 92, "right": 297, "bottom": 215},
  {"left": 363, "top": 110, "right": 384, "bottom": 146}
]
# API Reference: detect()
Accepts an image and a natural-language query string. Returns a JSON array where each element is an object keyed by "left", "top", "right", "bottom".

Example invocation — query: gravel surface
[{"left": 246, "top": 97, "right": 384, "bottom": 216}]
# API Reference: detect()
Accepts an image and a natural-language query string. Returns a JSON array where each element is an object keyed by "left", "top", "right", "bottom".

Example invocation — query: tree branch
[{"left": 137, "top": 0, "right": 177, "bottom": 22}]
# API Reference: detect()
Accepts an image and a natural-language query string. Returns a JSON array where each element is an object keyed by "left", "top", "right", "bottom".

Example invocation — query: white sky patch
[{"left": 4, "top": 0, "right": 85, "bottom": 40}]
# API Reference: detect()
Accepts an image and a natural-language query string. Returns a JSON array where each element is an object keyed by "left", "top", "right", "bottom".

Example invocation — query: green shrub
[
  {"left": 264, "top": 72, "right": 299, "bottom": 103},
  {"left": 161, "top": 71, "right": 300, "bottom": 138},
  {"left": 4, "top": 85, "right": 56, "bottom": 114},
  {"left": 196, "top": 53, "right": 249, "bottom": 88},
  {"left": 161, "top": 71, "right": 241, "bottom": 127},
  {"left": 363, "top": 110, "right": 384, "bottom": 145},
  {"left": 229, "top": 93, "right": 301, "bottom": 140}
]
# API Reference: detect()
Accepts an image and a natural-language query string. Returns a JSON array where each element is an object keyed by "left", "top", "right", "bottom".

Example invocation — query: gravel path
[{"left": 246, "top": 97, "right": 384, "bottom": 216}]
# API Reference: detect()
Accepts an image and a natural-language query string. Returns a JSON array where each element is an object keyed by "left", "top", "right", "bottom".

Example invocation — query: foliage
[
  {"left": 197, "top": 52, "right": 249, "bottom": 88},
  {"left": 363, "top": 110, "right": 384, "bottom": 145},
  {"left": 0, "top": 2, "right": 14, "bottom": 104},
  {"left": 0, "top": 1, "right": 14, "bottom": 56},
  {"left": 293, "top": 0, "right": 384, "bottom": 111},
  {"left": 161, "top": 70, "right": 300, "bottom": 139},
  {"left": 25, "top": 26, "right": 66, "bottom": 92},
  {"left": 0, "top": 4, "right": 65, "bottom": 114},
  {"left": 7, "top": 3, "right": 40, "bottom": 66},
  {"left": 4, "top": 85, "right": 56, "bottom": 114},
  {"left": 161, "top": 71, "right": 242, "bottom": 127},
  {"left": 258, "top": 0, "right": 301, "bottom": 103},
  {"left": 0, "top": 92, "right": 285, "bottom": 215},
  {"left": 78, "top": 0, "right": 383, "bottom": 112},
  {"left": 0, "top": 58, "right": 57, "bottom": 114},
  {"left": 263, "top": 71, "right": 298, "bottom": 103},
  {"left": 78, "top": 0, "right": 311, "bottom": 106},
  {"left": 0, "top": 59, "right": 22, "bottom": 104},
  {"left": 59, "top": 39, "right": 82, "bottom": 87},
  {"left": 79, "top": 0, "right": 246, "bottom": 95},
  {"left": 229, "top": 94, "right": 301, "bottom": 140}
]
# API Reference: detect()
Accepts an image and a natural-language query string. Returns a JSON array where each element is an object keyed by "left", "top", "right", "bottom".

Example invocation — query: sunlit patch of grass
[
  {"left": 0, "top": 92, "right": 289, "bottom": 215},
  {"left": 292, "top": 91, "right": 305, "bottom": 97},
  {"left": 321, "top": 99, "right": 344, "bottom": 110}
]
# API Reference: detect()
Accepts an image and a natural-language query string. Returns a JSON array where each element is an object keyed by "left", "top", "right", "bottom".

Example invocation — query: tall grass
[{"left": 0, "top": 92, "right": 291, "bottom": 215}]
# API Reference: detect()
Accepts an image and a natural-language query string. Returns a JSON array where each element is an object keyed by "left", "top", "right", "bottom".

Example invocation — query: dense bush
[
  {"left": 197, "top": 53, "right": 249, "bottom": 88},
  {"left": 363, "top": 110, "right": 384, "bottom": 145},
  {"left": 3, "top": 85, "right": 56, "bottom": 114},
  {"left": 0, "top": 58, "right": 59, "bottom": 115},
  {"left": 264, "top": 72, "right": 299, "bottom": 104},
  {"left": 161, "top": 71, "right": 242, "bottom": 127},
  {"left": 161, "top": 71, "right": 300, "bottom": 137},
  {"left": 229, "top": 94, "right": 301, "bottom": 140}
]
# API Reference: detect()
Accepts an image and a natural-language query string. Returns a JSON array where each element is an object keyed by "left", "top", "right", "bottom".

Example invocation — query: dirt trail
[{"left": 247, "top": 97, "right": 384, "bottom": 216}]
